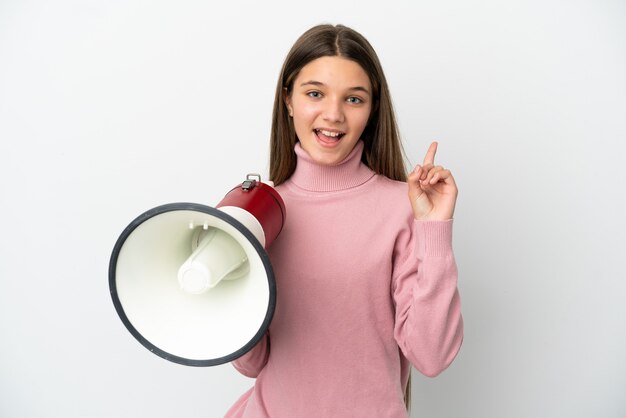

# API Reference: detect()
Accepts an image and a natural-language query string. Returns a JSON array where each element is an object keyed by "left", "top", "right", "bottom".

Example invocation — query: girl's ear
[{"left": 283, "top": 87, "right": 293, "bottom": 117}]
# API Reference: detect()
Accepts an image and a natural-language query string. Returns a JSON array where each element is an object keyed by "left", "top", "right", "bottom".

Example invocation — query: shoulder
[
  {"left": 274, "top": 174, "right": 412, "bottom": 221},
  {"left": 369, "top": 174, "right": 415, "bottom": 221},
  {"left": 371, "top": 174, "right": 408, "bottom": 201}
]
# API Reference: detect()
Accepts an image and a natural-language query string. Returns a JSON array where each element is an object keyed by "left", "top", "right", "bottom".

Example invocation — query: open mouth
[{"left": 314, "top": 129, "right": 346, "bottom": 144}]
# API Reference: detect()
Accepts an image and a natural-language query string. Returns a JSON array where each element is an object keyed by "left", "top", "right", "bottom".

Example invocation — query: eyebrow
[{"left": 299, "top": 80, "right": 371, "bottom": 95}]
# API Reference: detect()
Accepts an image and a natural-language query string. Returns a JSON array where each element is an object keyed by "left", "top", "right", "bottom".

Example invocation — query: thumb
[
  {"left": 408, "top": 165, "right": 436, "bottom": 219},
  {"left": 407, "top": 165, "right": 424, "bottom": 202}
]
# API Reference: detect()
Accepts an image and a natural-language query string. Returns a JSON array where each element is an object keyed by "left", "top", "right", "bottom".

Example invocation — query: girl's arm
[
  {"left": 231, "top": 332, "right": 270, "bottom": 378},
  {"left": 392, "top": 219, "right": 463, "bottom": 377}
]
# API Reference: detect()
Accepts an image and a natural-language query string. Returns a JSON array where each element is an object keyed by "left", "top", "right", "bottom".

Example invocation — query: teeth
[{"left": 317, "top": 129, "right": 343, "bottom": 137}]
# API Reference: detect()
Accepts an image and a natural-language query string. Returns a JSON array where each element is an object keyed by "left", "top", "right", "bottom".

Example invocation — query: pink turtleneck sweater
[{"left": 225, "top": 141, "right": 463, "bottom": 418}]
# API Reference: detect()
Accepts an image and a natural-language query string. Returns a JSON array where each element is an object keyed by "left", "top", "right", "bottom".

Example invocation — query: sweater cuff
[{"left": 413, "top": 219, "right": 454, "bottom": 257}]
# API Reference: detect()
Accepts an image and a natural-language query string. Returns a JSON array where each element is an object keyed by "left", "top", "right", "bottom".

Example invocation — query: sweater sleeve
[
  {"left": 392, "top": 219, "right": 464, "bottom": 377},
  {"left": 231, "top": 332, "right": 270, "bottom": 378}
]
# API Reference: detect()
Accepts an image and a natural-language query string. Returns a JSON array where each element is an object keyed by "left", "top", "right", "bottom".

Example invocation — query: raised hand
[{"left": 408, "top": 141, "right": 458, "bottom": 221}]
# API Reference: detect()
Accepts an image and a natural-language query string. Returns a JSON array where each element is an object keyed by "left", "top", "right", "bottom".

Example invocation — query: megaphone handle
[{"left": 242, "top": 174, "right": 262, "bottom": 191}]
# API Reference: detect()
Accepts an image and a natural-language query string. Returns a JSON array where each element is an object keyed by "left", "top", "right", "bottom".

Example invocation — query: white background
[{"left": 1, "top": 0, "right": 625, "bottom": 417}]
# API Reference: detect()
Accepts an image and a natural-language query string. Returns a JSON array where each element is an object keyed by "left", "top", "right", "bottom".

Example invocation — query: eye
[
  {"left": 347, "top": 96, "right": 363, "bottom": 104},
  {"left": 307, "top": 91, "right": 322, "bottom": 98}
]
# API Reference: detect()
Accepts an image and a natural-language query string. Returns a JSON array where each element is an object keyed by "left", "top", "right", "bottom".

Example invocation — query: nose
[{"left": 322, "top": 98, "right": 345, "bottom": 123}]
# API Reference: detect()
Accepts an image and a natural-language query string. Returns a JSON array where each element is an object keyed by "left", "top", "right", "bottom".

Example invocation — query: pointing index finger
[{"left": 423, "top": 141, "right": 438, "bottom": 165}]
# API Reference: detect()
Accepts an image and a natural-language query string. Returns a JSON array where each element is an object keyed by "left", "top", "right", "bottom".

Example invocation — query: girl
[{"left": 225, "top": 24, "right": 463, "bottom": 418}]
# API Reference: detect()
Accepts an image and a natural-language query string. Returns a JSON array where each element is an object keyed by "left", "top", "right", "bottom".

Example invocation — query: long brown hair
[{"left": 269, "top": 24, "right": 408, "bottom": 186}]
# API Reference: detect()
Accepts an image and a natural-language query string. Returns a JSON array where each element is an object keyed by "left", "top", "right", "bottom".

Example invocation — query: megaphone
[{"left": 109, "top": 174, "right": 285, "bottom": 366}]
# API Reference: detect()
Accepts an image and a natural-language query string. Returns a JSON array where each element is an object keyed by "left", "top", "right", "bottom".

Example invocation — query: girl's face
[{"left": 285, "top": 56, "right": 373, "bottom": 166}]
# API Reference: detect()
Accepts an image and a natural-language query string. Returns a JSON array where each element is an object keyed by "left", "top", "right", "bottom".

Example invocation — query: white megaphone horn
[{"left": 109, "top": 174, "right": 286, "bottom": 366}]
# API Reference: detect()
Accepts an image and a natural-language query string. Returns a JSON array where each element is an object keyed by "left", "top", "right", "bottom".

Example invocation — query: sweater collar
[{"left": 288, "top": 140, "right": 375, "bottom": 192}]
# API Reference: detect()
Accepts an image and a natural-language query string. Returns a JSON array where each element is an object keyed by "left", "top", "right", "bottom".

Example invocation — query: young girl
[{"left": 225, "top": 24, "right": 463, "bottom": 418}]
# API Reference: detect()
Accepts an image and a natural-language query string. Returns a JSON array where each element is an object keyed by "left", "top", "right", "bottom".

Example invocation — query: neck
[{"left": 288, "top": 141, "right": 375, "bottom": 192}]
